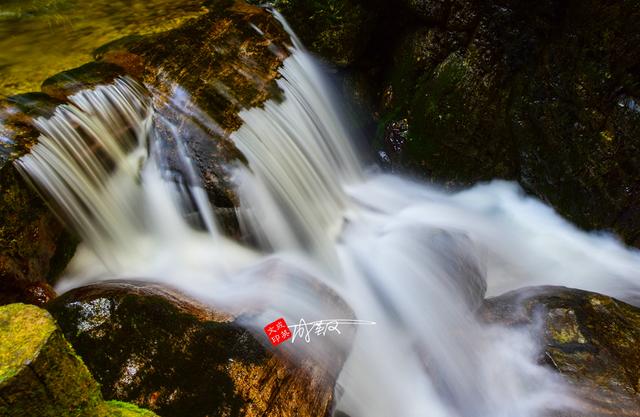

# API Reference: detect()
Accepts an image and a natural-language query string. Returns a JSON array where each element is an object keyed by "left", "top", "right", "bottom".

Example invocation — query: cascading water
[{"left": 14, "top": 17, "right": 640, "bottom": 417}]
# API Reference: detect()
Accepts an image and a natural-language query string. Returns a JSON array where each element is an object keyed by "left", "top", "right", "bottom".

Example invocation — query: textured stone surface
[
  {"left": 0, "top": 303, "right": 101, "bottom": 416},
  {"left": 378, "top": 0, "right": 640, "bottom": 245},
  {"left": 480, "top": 286, "right": 640, "bottom": 416},
  {"left": 48, "top": 280, "right": 345, "bottom": 417}
]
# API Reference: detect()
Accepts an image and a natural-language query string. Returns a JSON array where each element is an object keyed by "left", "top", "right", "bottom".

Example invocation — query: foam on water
[{"left": 14, "top": 21, "right": 640, "bottom": 417}]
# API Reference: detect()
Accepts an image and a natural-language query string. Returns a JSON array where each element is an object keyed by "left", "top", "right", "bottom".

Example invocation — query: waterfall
[{"left": 14, "top": 26, "right": 640, "bottom": 417}]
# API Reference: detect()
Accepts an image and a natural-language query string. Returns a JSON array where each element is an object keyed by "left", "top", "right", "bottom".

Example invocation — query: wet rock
[
  {"left": 92, "top": 0, "right": 293, "bottom": 214},
  {"left": 42, "top": 62, "right": 127, "bottom": 101},
  {"left": 0, "top": 94, "right": 78, "bottom": 306},
  {"left": 0, "top": 303, "right": 157, "bottom": 417},
  {"left": 47, "top": 280, "right": 345, "bottom": 417},
  {"left": 0, "top": 303, "right": 100, "bottom": 416},
  {"left": 379, "top": 1, "right": 640, "bottom": 245},
  {"left": 251, "top": 0, "right": 386, "bottom": 67},
  {"left": 379, "top": 0, "right": 640, "bottom": 245},
  {"left": 480, "top": 286, "right": 640, "bottom": 416}
]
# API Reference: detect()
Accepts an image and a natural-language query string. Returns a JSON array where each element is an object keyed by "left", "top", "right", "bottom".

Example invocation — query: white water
[{"left": 14, "top": 26, "right": 640, "bottom": 417}]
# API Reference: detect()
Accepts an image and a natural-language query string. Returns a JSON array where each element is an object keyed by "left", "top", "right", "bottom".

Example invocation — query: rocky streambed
[{"left": 1, "top": 0, "right": 640, "bottom": 416}]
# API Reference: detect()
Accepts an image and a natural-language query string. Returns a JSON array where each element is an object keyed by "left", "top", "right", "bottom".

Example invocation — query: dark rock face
[
  {"left": 480, "top": 286, "right": 640, "bottom": 416},
  {"left": 0, "top": 94, "right": 78, "bottom": 306},
  {"left": 252, "top": 0, "right": 386, "bottom": 67},
  {"left": 378, "top": 0, "right": 640, "bottom": 245},
  {"left": 47, "top": 280, "right": 340, "bottom": 417}
]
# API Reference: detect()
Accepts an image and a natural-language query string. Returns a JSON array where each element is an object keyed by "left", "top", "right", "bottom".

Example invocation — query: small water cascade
[{"left": 15, "top": 19, "right": 640, "bottom": 417}]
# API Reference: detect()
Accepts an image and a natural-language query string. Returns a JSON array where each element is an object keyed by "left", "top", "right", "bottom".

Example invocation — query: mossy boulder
[
  {"left": 480, "top": 286, "right": 640, "bottom": 416},
  {"left": 379, "top": 0, "right": 640, "bottom": 245},
  {"left": 0, "top": 303, "right": 157, "bottom": 417},
  {"left": 47, "top": 280, "right": 345, "bottom": 417},
  {"left": 0, "top": 94, "right": 78, "bottom": 306}
]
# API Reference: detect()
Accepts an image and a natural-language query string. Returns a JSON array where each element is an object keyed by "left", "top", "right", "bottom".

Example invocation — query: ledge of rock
[
  {"left": 0, "top": 0, "right": 293, "bottom": 289},
  {"left": 480, "top": 286, "right": 640, "bottom": 417}
]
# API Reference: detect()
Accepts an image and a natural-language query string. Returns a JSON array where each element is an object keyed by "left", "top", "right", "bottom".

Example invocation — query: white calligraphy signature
[{"left": 288, "top": 318, "right": 376, "bottom": 343}]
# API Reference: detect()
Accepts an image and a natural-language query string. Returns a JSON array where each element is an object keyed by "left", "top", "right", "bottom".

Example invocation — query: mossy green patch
[
  {"left": 96, "top": 401, "right": 159, "bottom": 416},
  {"left": 0, "top": 303, "right": 56, "bottom": 382}
]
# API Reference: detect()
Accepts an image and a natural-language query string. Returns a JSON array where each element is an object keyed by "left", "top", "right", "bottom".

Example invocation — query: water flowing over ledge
[{"left": 15, "top": 28, "right": 640, "bottom": 417}]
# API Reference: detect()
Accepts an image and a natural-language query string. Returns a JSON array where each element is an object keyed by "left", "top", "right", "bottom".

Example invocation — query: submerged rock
[
  {"left": 480, "top": 286, "right": 640, "bottom": 416},
  {"left": 378, "top": 0, "right": 640, "bottom": 245},
  {"left": 47, "top": 280, "right": 345, "bottom": 417},
  {"left": 0, "top": 303, "right": 157, "bottom": 417}
]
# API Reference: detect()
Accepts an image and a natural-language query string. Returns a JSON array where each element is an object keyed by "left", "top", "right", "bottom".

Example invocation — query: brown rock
[
  {"left": 47, "top": 279, "right": 349, "bottom": 417},
  {"left": 480, "top": 286, "right": 640, "bottom": 417}
]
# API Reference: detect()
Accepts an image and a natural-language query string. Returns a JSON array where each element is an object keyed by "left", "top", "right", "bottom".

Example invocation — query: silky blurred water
[{"left": 13, "top": 11, "right": 640, "bottom": 417}]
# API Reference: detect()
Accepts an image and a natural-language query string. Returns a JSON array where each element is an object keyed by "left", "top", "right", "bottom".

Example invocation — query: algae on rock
[
  {"left": 480, "top": 286, "right": 640, "bottom": 416},
  {"left": 0, "top": 303, "right": 158, "bottom": 417}
]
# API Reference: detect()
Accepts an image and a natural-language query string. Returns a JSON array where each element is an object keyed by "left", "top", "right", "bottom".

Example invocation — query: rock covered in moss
[
  {"left": 96, "top": 400, "right": 159, "bottom": 417},
  {"left": 379, "top": 0, "right": 640, "bottom": 245},
  {"left": 0, "top": 303, "right": 102, "bottom": 416},
  {"left": 47, "top": 280, "right": 346, "bottom": 417},
  {"left": 0, "top": 94, "right": 78, "bottom": 306},
  {"left": 480, "top": 286, "right": 640, "bottom": 416},
  {"left": 0, "top": 303, "right": 160, "bottom": 417}
]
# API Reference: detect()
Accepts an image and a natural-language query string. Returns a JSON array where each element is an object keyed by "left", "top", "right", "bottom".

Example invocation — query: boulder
[
  {"left": 480, "top": 286, "right": 640, "bottom": 417},
  {"left": 0, "top": 303, "right": 157, "bottom": 417},
  {"left": 378, "top": 0, "right": 640, "bottom": 245},
  {"left": 47, "top": 280, "right": 346, "bottom": 417}
]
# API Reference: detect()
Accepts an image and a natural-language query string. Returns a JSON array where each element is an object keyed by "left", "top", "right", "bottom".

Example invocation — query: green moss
[
  {"left": 0, "top": 303, "right": 56, "bottom": 382},
  {"left": 96, "top": 401, "right": 159, "bottom": 416}
]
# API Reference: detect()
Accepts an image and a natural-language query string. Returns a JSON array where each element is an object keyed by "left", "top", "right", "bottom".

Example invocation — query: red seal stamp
[{"left": 264, "top": 317, "right": 292, "bottom": 346}]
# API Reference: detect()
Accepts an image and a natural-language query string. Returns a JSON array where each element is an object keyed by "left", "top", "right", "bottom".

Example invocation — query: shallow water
[{"left": 0, "top": 0, "right": 207, "bottom": 96}]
